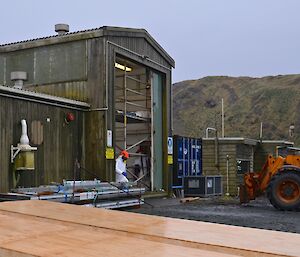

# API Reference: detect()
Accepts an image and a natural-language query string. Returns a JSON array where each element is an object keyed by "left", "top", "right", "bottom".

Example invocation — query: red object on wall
[{"left": 65, "top": 113, "right": 75, "bottom": 123}]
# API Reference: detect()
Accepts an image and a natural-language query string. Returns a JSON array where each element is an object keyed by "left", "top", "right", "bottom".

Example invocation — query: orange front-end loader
[{"left": 240, "top": 154, "right": 300, "bottom": 210}]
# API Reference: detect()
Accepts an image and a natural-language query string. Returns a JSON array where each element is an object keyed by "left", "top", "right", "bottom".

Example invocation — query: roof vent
[
  {"left": 55, "top": 24, "right": 69, "bottom": 35},
  {"left": 11, "top": 71, "right": 27, "bottom": 89}
]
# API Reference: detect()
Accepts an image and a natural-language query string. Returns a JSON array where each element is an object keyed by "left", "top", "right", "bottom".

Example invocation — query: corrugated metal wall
[{"left": 0, "top": 95, "right": 84, "bottom": 191}]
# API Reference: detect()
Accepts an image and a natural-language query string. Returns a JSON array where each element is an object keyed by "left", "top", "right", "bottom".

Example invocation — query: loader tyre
[{"left": 267, "top": 171, "right": 300, "bottom": 211}]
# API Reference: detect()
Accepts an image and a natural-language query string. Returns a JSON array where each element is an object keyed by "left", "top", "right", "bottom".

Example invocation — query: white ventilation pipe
[
  {"left": 11, "top": 71, "right": 27, "bottom": 89},
  {"left": 55, "top": 24, "right": 69, "bottom": 35},
  {"left": 20, "top": 119, "right": 29, "bottom": 145}
]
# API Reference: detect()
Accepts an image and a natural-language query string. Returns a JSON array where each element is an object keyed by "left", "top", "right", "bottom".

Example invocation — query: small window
[
  {"left": 236, "top": 160, "right": 250, "bottom": 174},
  {"left": 31, "top": 120, "right": 43, "bottom": 145}
]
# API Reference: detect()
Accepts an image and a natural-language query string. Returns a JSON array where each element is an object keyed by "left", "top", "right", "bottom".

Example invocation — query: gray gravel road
[{"left": 126, "top": 196, "right": 300, "bottom": 233}]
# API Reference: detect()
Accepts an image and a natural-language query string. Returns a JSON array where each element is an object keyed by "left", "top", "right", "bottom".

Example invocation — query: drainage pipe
[{"left": 226, "top": 154, "right": 230, "bottom": 196}]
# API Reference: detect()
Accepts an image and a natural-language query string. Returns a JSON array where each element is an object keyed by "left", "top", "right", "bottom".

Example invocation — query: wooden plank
[
  {"left": 0, "top": 210, "right": 233, "bottom": 257},
  {"left": 0, "top": 201, "right": 299, "bottom": 256},
  {"left": 180, "top": 197, "right": 200, "bottom": 203}
]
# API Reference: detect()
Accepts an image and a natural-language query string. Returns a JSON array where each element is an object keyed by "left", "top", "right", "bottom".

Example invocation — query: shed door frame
[{"left": 106, "top": 40, "right": 171, "bottom": 191}]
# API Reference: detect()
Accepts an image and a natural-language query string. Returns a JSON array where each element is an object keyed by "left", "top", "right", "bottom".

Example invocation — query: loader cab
[{"left": 276, "top": 146, "right": 300, "bottom": 157}]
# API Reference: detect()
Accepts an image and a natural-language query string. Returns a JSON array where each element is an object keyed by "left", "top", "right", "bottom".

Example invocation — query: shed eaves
[
  {"left": 0, "top": 26, "right": 175, "bottom": 68},
  {"left": 203, "top": 137, "right": 258, "bottom": 146},
  {"left": 0, "top": 85, "right": 90, "bottom": 109}
]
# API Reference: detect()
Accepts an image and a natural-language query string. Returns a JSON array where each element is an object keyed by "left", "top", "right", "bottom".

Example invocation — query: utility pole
[{"left": 221, "top": 98, "right": 225, "bottom": 138}]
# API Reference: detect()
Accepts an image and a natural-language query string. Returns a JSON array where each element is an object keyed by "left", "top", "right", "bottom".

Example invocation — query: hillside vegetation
[{"left": 173, "top": 74, "right": 300, "bottom": 145}]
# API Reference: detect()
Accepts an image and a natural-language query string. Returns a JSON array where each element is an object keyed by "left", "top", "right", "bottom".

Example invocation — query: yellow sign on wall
[
  {"left": 168, "top": 155, "right": 173, "bottom": 165},
  {"left": 105, "top": 147, "right": 115, "bottom": 159}
]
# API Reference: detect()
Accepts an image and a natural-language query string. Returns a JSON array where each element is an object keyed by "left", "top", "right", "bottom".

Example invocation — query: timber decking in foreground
[{"left": 0, "top": 201, "right": 299, "bottom": 257}]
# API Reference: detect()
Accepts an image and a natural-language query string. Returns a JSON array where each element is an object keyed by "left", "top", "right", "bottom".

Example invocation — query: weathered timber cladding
[
  {"left": 3, "top": 40, "right": 89, "bottom": 102},
  {"left": 0, "top": 95, "right": 85, "bottom": 191},
  {"left": 87, "top": 38, "right": 105, "bottom": 108},
  {"left": 0, "top": 26, "right": 174, "bottom": 191},
  {"left": 84, "top": 111, "right": 106, "bottom": 180},
  {"left": 26, "top": 81, "right": 88, "bottom": 102},
  {"left": 202, "top": 139, "right": 256, "bottom": 195},
  {"left": 236, "top": 144, "right": 254, "bottom": 185},
  {"left": 107, "top": 36, "right": 170, "bottom": 68},
  {"left": 1, "top": 41, "right": 87, "bottom": 87}
]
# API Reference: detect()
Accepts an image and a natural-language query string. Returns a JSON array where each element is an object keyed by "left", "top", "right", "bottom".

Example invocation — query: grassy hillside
[{"left": 173, "top": 74, "right": 300, "bottom": 145}]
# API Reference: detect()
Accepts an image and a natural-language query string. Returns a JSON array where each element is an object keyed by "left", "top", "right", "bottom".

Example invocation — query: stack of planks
[{"left": 0, "top": 200, "right": 299, "bottom": 257}]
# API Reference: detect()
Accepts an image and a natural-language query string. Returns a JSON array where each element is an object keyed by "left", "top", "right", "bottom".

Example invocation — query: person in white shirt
[{"left": 115, "top": 150, "right": 129, "bottom": 183}]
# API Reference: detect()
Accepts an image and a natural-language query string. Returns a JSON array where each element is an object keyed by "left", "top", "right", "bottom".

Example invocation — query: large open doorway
[{"left": 114, "top": 56, "right": 165, "bottom": 192}]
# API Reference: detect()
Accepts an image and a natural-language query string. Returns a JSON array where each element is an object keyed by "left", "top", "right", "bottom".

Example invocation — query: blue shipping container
[{"left": 172, "top": 136, "right": 202, "bottom": 189}]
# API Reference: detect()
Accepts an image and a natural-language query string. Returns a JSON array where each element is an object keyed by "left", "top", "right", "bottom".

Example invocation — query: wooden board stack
[{"left": 0, "top": 200, "right": 298, "bottom": 256}]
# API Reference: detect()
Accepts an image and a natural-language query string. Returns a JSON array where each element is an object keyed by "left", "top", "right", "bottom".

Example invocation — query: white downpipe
[
  {"left": 206, "top": 127, "right": 217, "bottom": 138},
  {"left": 20, "top": 119, "right": 29, "bottom": 145},
  {"left": 221, "top": 98, "right": 225, "bottom": 138},
  {"left": 226, "top": 154, "right": 230, "bottom": 196}
]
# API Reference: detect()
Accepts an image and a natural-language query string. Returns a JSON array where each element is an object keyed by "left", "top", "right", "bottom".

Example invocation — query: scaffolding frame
[
  {"left": 115, "top": 66, "right": 151, "bottom": 148},
  {"left": 114, "top": 63, "right": 152, "bottom": 186}
]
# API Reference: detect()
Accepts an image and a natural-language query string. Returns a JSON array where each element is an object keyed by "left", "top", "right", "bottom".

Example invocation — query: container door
[
  {"left": 190, "top": 138, "right": 196, "bottom": 176},
  {"left": 172, "top": 136, "right": 184, "bottom": 188},
  {"left": 183, "top": 137, "right": 189, "bottom": 177},
  {"left": 177, "top": 137, "right": 184, "bottom": 177},
  {"left": 197, "top": 139, "right": 202, "bottom": 176}
]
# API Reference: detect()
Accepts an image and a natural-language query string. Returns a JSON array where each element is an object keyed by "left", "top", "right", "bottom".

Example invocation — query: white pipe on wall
[
  {"left": 20, "top": 119, "right": 29, "bottom": 145},
  {"left": 206, "top": 127, "right": 217, "bottom": 138},
  {"left": 226, "top": 154, "right": 230, "bottom": 196}
]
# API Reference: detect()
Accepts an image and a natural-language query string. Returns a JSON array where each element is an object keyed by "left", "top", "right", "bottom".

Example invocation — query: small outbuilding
[
  {"left": 0, "top": 25, "right": 175, "bottom": 193},
  {"left": 202, "top": 138, "right": 293, "bottom": 195},
  {"left": 0, "top": 85, "right": 88, "bottom": 191}
]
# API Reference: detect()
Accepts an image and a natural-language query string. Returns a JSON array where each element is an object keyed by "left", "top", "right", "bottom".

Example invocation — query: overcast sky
[{"left": 1, "top": 0, "right": 299, "bottom": 82}]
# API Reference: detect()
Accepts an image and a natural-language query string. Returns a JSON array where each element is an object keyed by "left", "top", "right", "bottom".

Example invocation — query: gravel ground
[{"left": 126, "top": 196, "right": 300, "bottom": 233}]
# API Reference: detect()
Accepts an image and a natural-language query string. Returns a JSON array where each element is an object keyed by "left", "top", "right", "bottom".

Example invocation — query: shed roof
[
  {"left": 202, "top": 138, "right": 294, "bottom": 147},
  {"left": 0, "top": 85, "right": 90, "bottom": 110},
  {"left": 261, "top": 140, "right": 294, "bottom": 145},
  {"left": 0, "top": 26, "right": 175, "bottom": 68},
  {"left": 203, "top": 137, "right": 258, "bottom": 146}
]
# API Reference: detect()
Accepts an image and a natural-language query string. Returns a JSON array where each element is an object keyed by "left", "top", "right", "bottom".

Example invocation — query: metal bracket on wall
[
  {"left": 10, "top": 145, "right": 37, "bottom": 163},
  {"left": 11, "top": 146, "right": 21, "bottom": 163}
]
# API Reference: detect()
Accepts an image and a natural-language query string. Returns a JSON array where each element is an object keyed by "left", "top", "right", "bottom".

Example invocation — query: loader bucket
[{"left": 239, "top": 184, "right": 250, "bottom": 204}]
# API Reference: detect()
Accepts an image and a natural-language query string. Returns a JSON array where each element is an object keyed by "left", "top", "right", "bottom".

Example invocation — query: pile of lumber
[{"left": 0, "top": 200, "right": 298, "bottom": 256}]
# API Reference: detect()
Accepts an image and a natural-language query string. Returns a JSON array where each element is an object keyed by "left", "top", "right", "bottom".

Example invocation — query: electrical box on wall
[
  {"left": 184, "top": 176, "right": 222, "bottom": 197},
  {"left": 14, "top": 151, "right": 35, "bottom": 170}
]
